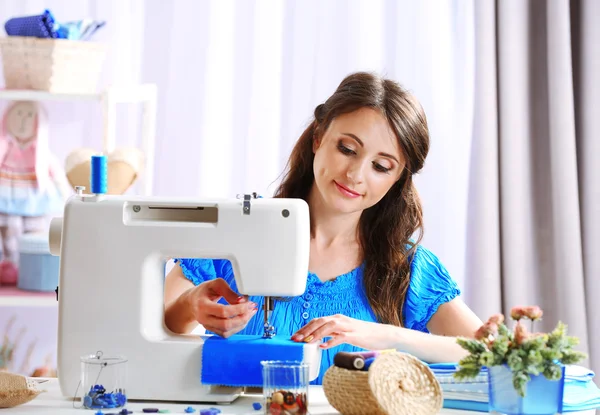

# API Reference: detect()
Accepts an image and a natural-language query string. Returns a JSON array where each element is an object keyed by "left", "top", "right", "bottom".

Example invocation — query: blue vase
[{"left": 488, "top": 364, "right": 565, "bottom": 415}]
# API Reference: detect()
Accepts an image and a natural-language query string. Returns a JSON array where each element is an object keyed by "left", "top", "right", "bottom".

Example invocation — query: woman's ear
[{"left": 312, "top": 131, "right": 321, "bottom": 153}]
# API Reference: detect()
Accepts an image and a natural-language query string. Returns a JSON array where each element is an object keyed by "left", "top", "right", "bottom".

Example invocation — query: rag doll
[{"left": 0, "top": 101, "right": 71, "bottom": 285}]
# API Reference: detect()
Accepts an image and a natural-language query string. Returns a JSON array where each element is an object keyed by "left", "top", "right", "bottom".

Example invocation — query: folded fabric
[
  {"left": 429, "top": 363, "right": 594, "bottom": 384},
  {"left": 201, "top": 335, "right": 305, "bottom": 387},
  {"left": 4, "top": 9, "right": 57, "bottom": 38},
  {"left": 434, "top": 364, "right": 600, "bottom": 413}
]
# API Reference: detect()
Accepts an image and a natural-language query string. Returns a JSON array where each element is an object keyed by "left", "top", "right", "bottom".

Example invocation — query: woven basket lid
[{"left": 367, "top": 352, "right": 443, "bottom": 415}]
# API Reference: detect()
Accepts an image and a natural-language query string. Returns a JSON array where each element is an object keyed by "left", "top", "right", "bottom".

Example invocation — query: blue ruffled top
[{"left": 174, "top": 244, "right": 460, "bottom": 385}]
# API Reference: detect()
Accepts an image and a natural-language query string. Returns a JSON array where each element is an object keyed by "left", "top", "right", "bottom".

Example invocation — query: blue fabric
[
  {"left": 443, "top": 400, "right": 487, "bottom": 412},
  {"left": 201, "top": 335, "right": 305, "bottom": 387},
  {"left": 4, "top": 10, "right": 58, "bottom": 38},
  {"left": 431, "top": 364, "right": 600, "bottom": 413},
  {"left": 175, "top": 244, "right": 461, "bottom": 385}
]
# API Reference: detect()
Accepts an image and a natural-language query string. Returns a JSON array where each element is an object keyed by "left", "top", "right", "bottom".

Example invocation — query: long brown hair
[{"left": 273, "top": 72, "right": 430, "bottom": 326}]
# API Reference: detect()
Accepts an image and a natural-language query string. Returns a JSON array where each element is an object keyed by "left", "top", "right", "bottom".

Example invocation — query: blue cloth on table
[
  {"left": 201, "top": 335, "right": 305, "bottom": 387},
  {"left": 4, "top": 9, "right": 58, "bottom": 38}
]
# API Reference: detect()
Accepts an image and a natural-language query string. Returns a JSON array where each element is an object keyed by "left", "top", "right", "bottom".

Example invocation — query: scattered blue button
[
  {"left": 252, "top": 402, "right": 262, "bottom": 410},
  {"left": 184, "top": 407, "right": 195, "bottom": 413}
]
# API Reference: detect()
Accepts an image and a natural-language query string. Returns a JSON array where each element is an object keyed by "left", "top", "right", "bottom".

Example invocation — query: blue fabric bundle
[
  {"left": 4, "top": 9, "right": 58, "bottom": 38},
  {"left": 428, "top": 363, "right": 600, "bottom": 412},
  {"left": 4, "top": 9, "right": 105, "bottom": 40},
  {"left": 201, "top": 335, "right": 305, "bottom": 387}
]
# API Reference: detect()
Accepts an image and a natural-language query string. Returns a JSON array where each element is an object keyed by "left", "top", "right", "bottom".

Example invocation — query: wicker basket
[
  {"left": 0, "top": 36, "right": 106, "bottom": 94},
  {"left": 322, "top": 352, "right": 443, "bottom": 415}
]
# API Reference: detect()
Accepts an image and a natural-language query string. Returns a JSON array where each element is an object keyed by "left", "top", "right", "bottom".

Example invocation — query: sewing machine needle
[{"left": 263, "top": 296, "right": 275, "bottom": 338}]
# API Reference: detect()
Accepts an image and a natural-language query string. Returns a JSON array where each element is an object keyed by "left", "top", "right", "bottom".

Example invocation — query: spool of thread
[
  {"left": 333, "top": 352, "right": 365, "bottom": 370},
  {"left": 363, "top": 357, "right": 376, "bottom": 370},
  {"left": 90, "top": 155, "right": 107, "bottom": 194}
]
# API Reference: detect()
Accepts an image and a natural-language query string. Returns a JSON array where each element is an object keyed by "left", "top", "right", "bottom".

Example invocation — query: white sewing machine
[{"left": 48, "top": 189, "right": 321, "bottom": 403}]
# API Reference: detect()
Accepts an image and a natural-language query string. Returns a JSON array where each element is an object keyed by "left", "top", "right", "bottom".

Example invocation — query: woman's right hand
[{"left": 184, "top": 278, "right": 258, "bottom": 338}]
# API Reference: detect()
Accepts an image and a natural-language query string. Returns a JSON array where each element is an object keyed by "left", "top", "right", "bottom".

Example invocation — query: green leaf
[
  {"left": 525, "top": 349, "right": 543, "bottom": 367},
  {"left": 491, "top": 338, "right": 510, "bottom": 357},
  {"left": 542, "top": 363, "right": 563, "bottom": 381},
  {"left": 512, "top": 371, "right": 530, "bottom": 398},
  {"left": 498, "top": 323, "right": 510, "bottom": 337},
  {"left": 507, "top": 351, "right": 524, "bottom": 371},
  {"left": 561, "top": 350, "right": 587, "bottom": 365},
  {"left": 479, "top": 351, "right": 495, "bottom": 366},
  {"left": 457, "top": 338, "right": 487, "bottom": 354}
]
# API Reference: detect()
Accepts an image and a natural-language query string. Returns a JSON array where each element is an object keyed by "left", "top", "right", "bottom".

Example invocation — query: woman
[{"left": 164, "top": 71, "right": 483, "bottom": 384}]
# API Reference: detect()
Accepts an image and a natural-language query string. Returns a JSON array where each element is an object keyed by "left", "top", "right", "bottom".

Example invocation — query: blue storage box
[{"left": 17, "top": 232, "right": 59, "bottom": 292}]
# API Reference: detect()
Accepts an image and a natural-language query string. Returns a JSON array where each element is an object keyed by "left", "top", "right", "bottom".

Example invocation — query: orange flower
[
  {"left": 488, "top": 313, "right": 505, "bottom": 325},
  {"left": 474, "top": 321, "right": 498, "bottom": 340},
  {"left": 510, "top": 306, "right": 526, "bottom": 320},
  {"left": 475, "top": 325, "right": 490, "bottom": 340},
  {"left": 514, "top": 321, "right": 529, "bottom": 344},
  {"left": 511, "top": 305, "right": 544, "bottom": 321},
  {"left": 524, "top": 306, "right": 543, "bottom": 321}
]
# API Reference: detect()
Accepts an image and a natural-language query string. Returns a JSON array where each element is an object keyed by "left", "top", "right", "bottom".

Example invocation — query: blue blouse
[{"left": 174, "top": 244, "right": 460, "bottom": 384}]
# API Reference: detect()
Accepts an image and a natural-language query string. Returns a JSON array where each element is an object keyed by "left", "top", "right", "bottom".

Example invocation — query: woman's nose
[{"left": 345, "top": 163, "right": 365, "bottom": 184}]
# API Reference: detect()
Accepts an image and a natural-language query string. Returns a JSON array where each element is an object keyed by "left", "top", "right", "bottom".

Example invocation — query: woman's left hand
[{"left": 291, "top": 314, "right": 397, "bottom": 351}]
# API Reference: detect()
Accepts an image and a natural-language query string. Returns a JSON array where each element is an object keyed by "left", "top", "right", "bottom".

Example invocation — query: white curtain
[{"left": 0, "top": 0, "right": 476, "bottom": 292}]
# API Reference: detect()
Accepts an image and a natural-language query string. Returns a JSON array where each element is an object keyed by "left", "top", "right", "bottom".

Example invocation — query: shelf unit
[
  {"left": 0, "top": 84, "right": 158, "bottom": 195},
  {"left": 0, "top": 85, "right": 158, "bottom": 305}
]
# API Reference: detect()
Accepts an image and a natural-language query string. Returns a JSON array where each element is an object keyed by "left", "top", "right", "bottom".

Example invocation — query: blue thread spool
[{"left": 90, "top": 155, "right": 107, "bottom": 194}]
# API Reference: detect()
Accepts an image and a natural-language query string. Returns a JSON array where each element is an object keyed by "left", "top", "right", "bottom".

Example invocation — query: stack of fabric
[{"left": 428, "top": 363, "right": 600, "bottom": 413}]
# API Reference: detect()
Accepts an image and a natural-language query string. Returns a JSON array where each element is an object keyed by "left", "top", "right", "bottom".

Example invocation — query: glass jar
[
  {"left": 80, "top": 351, "right": 127, "bottom": 409},
  {"left": 261, "top": 360, "right": 309, "bottom": 415}
]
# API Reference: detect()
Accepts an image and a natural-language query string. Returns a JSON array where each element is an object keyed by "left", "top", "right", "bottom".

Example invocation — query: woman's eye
[
  {"left": 337, "top": 144, "right": 355, "bottom": 155},
  {"left": 373, "top": 163, "right": 391, "bottom": 173}
]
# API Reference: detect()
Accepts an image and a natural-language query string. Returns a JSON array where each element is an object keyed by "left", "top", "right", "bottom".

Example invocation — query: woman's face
[{"left": 312, "top": 107, "right": 405, "bottom": 214}]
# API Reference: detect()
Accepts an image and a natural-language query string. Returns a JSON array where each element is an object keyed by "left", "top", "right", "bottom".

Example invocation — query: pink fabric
[
  {"left": 0, "top": 101, "right": 50, "bottom": 192},
  {"left": 0, "top": 140, "right": 38, "bottom": 189}
]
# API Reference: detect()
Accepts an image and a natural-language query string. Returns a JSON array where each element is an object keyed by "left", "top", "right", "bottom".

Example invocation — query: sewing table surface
[{"left": 3, "top": 378, "right": 485, "bottom": 414}]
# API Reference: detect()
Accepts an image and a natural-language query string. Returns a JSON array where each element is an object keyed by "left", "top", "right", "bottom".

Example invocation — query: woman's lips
[{"left": 334, "top": 181, "right": 361, "bottom": 198}]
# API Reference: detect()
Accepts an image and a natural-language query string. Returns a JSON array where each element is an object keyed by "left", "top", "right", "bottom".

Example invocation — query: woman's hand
[
  {"left": 185, "top": 278, "right": 258, "bottom": 338},
  {"left": 291, "top": 314, "right": 398, "bottom": 351}
]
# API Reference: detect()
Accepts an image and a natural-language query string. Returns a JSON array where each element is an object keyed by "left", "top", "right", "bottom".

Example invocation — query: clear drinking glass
[
  {"left": 80, "top": 351, "right": 127, "bottom": 409},
  {"left": 261, "top": 360, "right": 309, "bottom": 415}
]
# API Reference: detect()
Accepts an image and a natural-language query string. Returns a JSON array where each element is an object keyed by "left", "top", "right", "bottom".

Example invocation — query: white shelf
[
  {"left": 0, "top": 89, "right": 101, "bottom": 101},
  {"left": 0, "top": 287, "right": 57, "bottom": 307}
]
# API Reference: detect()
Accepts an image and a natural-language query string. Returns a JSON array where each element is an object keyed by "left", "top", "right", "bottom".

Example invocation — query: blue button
[
  {"left": 305, "top": 293, "right": 313, "bottom": 300},
  {"left": 302, "top": 312, "right": 309, "bottom": 319},
  {"left": 303, "top": 302, "right": 310, "bottom": 309}
]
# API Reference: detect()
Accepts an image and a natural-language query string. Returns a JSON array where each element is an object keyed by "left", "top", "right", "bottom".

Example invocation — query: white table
[{"left": 4, "top": 378, "right": 476, "bottom": 414}]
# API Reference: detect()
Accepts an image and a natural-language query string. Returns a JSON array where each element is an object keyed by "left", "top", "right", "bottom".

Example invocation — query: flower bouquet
[{"left": 453, "top": 306, "right": 586, "bottom": 415}]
